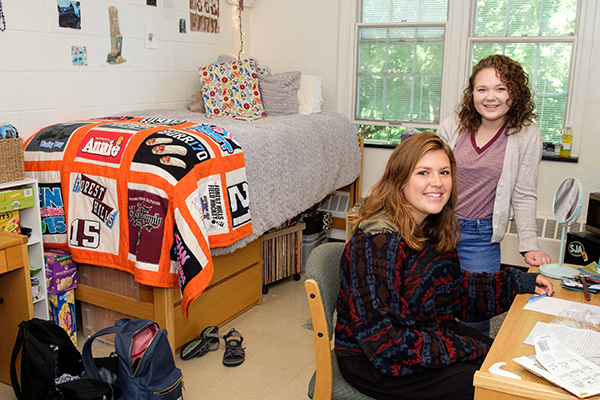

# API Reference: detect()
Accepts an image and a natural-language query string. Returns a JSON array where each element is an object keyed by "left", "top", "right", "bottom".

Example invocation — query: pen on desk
[
  {"left": 579, "top": 275, "right": 591, "bottom": 301},
  {"left": 526, "top": 293, "right": 548, "bottom": 302}
]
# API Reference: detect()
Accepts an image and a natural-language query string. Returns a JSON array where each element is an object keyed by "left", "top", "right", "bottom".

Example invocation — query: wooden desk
[
  {"left": 0, "top": 231, "right": 34, "bottom": 385},
  {"left": 474, "top": 270, "right": 600, "bottom": 400}
]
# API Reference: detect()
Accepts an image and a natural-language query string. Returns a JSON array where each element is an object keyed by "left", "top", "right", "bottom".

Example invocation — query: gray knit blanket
[{"left": 126, "top": 109, "right": 362, "bottom": 255}]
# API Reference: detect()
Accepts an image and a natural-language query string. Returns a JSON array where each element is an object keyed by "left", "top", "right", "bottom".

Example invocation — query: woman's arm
[
  {"left": 457, "top": 266, "right": 552, "bottom": 322},
  {"left": 511, "top": 124, "right": 544, "bottom": 254}
]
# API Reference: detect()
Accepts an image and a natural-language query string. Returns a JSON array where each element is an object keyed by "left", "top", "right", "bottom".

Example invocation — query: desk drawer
[{"left": 0, "top": 244, "right": 26, "bottom": 273}]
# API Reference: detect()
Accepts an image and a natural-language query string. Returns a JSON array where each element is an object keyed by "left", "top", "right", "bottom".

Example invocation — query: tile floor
[{"left": 0, "top": 274, "right": 315, "bottom": 400}]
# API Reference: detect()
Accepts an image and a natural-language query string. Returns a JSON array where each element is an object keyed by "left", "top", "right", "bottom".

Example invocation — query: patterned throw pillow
[{"left": 200, "top": 59, "right": 266, "bottom": 118}]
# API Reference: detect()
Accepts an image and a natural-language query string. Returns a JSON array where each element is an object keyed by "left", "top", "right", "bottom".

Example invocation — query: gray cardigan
[{"left": 437, "top": 115, "right": 542, "bottom": 254}]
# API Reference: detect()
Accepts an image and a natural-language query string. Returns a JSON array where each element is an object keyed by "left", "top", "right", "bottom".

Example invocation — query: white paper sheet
[
  {"left": 524, "top": 322, "right": 600, "bottom": 357},
  {"left": 533, "top": 334, "right": 600, "bottom": 397},
  {"left": 523, "top": 297, "right": 600, "bottom": 316}
]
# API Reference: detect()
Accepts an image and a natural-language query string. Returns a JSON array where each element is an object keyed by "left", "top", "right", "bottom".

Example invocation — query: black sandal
[
  {"left": 222, "top": 328, "right": 245, "bottom": 367},
  {"left": 180, "top": 326, "right": 220, "bottom": 360}
]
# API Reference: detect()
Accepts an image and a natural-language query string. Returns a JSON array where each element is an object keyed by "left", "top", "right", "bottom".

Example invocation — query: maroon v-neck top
[{"left": 454, "top": 123, "right": 508, "bottom": 219}]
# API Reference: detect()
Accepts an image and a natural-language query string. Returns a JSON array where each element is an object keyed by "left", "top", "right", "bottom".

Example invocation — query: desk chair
[{"left": 304, "top": 242, "right": 375, "bottom": 400}]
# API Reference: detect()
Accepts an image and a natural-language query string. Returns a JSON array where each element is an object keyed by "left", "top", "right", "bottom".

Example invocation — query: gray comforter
[{"left": 126, "top": 109, "right": 362, "bottom": 255}]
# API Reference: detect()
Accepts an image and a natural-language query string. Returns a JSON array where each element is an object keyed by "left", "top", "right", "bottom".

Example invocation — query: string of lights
[
  {"left": 0, "top": 0, "right": 6, "bottom": 31},
  {"left": 237, "top": 0, "right": 244, "bottom": 59}
]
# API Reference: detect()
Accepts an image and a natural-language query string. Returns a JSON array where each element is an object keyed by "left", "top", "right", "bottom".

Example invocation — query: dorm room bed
[{"left": 23, "top": 109, "right": 361, "bottom": 352}]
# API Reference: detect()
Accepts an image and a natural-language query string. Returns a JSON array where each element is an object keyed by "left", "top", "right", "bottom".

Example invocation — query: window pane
[
  {"left": 357, "top": 75, "right": 384, "bottom": 120},
  {"left": 362, "top": 0, "right": 447, "bottom": 23},
  {"left": 414, "top": 75, "right": 441, "bottom": 122},
  {"left": 385, "top": 76, "right": 412, "bottom": 120},
  {"left": 357, "top": 27, "right": 444, "bottom": 123},
  {"left": 471, "top": 42, "right": 572, "bottom": 144},
  {"left": 475, "top": 0, "right": 577, "bottom": 37}
]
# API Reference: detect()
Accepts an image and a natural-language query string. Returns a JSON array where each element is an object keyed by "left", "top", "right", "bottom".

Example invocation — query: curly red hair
[{"left": 457, "top": 54, "right": 536, "bottom": 135}]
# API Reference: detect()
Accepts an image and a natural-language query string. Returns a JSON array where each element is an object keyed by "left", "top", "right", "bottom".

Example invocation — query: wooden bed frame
[
  {"left": 75, "top": 238, "right": 262, "bottom": 354},
  {"left": 74, "top": 136, "right": 363, "bottom": 355}
]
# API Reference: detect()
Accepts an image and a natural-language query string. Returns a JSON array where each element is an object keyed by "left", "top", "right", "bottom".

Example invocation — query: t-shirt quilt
[{"left": 23, "top": 116, "right": 252, "bottom": 317}]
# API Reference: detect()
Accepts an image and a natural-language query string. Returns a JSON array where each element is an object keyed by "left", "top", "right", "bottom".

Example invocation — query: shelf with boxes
[{"left": 0, "top": 178, "right": 49, "bottom": 319}]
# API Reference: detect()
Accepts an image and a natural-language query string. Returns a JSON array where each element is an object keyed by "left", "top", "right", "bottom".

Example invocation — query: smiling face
[
  {"left": 403, "top": 149, "right": 452, "bottom": 225},
  {"left": 473, "top": 67, "right": 511, "bottom": 127}
]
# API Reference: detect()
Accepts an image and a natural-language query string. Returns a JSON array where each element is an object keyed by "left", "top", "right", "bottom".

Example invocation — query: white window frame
[{"left": 338, "top": 0, "right": 597, "bottom": 158}]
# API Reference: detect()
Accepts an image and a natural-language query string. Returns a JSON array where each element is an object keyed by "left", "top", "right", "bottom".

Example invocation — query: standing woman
[
  {"left": 335, "top": 132, "right": 553, "bottom": 400},
  {"left": 437, "top": 55, "right": 551, "bottom": 333}
]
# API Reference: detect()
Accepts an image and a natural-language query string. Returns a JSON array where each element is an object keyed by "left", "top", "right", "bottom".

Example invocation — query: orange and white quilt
[{"left": 24, "top": 116, "right": 252, "bottom": 317}]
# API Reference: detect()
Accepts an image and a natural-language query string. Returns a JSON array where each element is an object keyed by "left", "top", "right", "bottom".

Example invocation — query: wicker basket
[{"left": 0, "top": 138, "right": 25, "bottom": 184}]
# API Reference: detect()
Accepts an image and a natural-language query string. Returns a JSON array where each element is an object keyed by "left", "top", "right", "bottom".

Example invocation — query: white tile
[
  {"left": 52, "top": 72, "right": 153, "bottom": 108},
  {"left": 211, "top": 361, "right": 299, "bottom": 400},
  {"left": 128, "top": 41, "right": 173, "bottom": 72},
  {"left": 0, "top": 32, "right": 20, "bottom": 71},
  {"left": 248, "top": 337, "right": 315, "bottom": 373},
  {"left": 269, "top": 361, "right": 315, "bottom": 400},
  {"left": 4, "top": 0, "right": 49, "bottom": 32},
  {"left": 182, "top": 378, "right": 258, "bottom": 400},
  {"left": 0, "top": 73, "right": 54, "bottom": 113},
  {"left": 18, "top": 32, "right": 78, "bottom": 72},
  {"left": 152, "top": 72, "right": 190, "bottom": 102}
]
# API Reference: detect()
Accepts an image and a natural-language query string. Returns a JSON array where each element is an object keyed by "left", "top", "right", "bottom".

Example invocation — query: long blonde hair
[{"left": 355, "top": 132, "right": 459, "bottom": 253}]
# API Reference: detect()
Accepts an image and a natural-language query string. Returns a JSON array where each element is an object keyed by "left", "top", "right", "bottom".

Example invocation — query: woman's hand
[
  {"left": 534, "top": 274, "right": 554, "bottom": 296},
  {"left": 524, "top": 251, "right": 551, "bottom": 266}
]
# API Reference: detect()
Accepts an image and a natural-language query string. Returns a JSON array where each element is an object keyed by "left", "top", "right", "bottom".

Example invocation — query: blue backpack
[{"left": 82, "top": 318, "right": 183, "bottom": 400}]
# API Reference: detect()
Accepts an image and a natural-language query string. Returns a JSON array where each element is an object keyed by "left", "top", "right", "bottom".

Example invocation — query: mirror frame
[{"left": 552, "top": 177, "right": 583, "bottom": 226}]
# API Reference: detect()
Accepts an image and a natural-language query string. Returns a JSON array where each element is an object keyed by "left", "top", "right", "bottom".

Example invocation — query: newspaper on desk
[
  {"left": 514, "top": 334, "right": 600, "bottom": 398},
  {"left": 524, "top": 322, "right": 600, "bottom": 365}
]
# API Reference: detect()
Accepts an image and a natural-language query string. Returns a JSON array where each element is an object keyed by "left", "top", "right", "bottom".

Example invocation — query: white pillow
[{"left": 297, "top": 75, "right": 323, "bottom": 115}]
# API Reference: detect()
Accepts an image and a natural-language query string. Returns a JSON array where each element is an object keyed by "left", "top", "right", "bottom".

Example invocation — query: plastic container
[{"left": 559, "top": 127, "right": 572, "bottom": 158}]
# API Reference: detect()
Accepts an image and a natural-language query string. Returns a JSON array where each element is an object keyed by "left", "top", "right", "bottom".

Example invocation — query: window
[
  {"left": 355, "top": 1, "right": 447, "bottom": 144},
  {"left": 354, "top": 0, "right": 582, "bottom": 148},
  {"left": 470, "top": 0, "right": 578, "bottom": 144}
]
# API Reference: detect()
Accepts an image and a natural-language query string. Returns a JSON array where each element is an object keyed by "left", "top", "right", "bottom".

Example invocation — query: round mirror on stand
[{"left": 539, "top": 177, "right": 584, "bottom": 279}]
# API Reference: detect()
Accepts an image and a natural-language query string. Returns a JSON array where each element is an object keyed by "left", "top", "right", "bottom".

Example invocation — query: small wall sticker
[{"left": 72, "top": 46, "right": 88, "bottom": 66}]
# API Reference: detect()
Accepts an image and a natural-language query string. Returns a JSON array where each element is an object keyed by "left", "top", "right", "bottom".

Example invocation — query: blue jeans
[{"left": 456, "top": 218, "right": 501, "bottom": 336}]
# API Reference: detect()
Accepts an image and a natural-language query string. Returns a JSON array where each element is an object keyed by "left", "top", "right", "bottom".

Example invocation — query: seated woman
[{"left": 335, "top": 132, "right": 553, "bottom": 400}]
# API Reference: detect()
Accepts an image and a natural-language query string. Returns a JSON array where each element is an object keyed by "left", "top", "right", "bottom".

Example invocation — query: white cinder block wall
[{"left": 0, "top": 0, "right": 249, "bottom": 141}]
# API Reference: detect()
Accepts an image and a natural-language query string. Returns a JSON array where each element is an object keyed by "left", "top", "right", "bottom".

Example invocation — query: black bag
[
  {"left": 82, "top": 318, "right": 183, "bottom": 400},
  {"left": 10, "top": 318, "right": 116, "bottom": 400}
]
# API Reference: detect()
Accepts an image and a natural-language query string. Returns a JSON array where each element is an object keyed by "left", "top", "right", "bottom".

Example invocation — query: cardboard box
[
  {"left": 48, "top": 290, "right": 77, "bottom": 346},
  {"left": 0, "top": 210, "right": 20, "bottom": 234},
  {"left": 0, "top": 187, "right": 34, "bottom": 212},
  {"left": 564, "top": 231, "right": 600, "bottom": 266},
  {"left": 45, "top": 248, "right": 78, "bottom": 294}
]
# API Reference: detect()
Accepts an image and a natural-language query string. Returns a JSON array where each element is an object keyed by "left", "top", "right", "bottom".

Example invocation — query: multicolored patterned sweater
[{"left": 335, "top": 218, "right": 537, "bottom": 377}]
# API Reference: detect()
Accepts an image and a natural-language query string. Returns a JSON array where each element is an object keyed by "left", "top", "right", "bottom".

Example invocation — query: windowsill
[
  {"left": 364, "top": 141, "right": 400, "bottom": 150},
  {"left": 365, "top": 142, "right": 580, "bottom": 163},
  {"left": 541, "top": 155, "right": 579, "bottom": 163}
]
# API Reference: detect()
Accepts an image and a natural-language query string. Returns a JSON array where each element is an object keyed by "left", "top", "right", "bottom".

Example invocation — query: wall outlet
[{"left": 226, "top": 0, "right": 253, "bottom": 7}]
